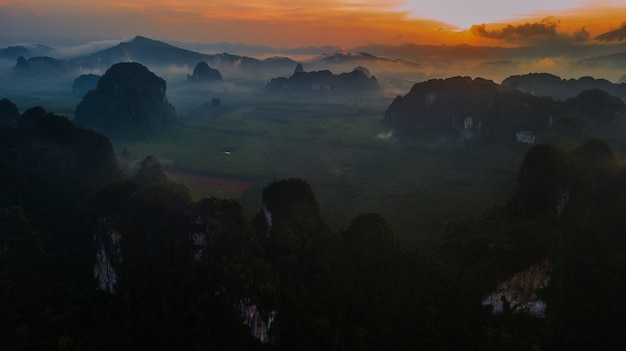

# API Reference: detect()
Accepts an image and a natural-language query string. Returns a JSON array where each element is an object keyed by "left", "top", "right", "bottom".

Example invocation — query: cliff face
[
  {"left": 383, "top": 76, "right": 500, "bottom": 136},
  {"left": 90, "top": 184, "right": 278, "bottom": 343},
  {"left": 482, "top": 259, "right": 551, "bottom": 317},
  {"left": 74, "top": 62, "right": 177, "bottom": 138},
  {"left": 93, "top": 216, "right": 122, "bottom": 294},
  {"left": 235, "top": 298, "right": 277, "bottom": 344}
]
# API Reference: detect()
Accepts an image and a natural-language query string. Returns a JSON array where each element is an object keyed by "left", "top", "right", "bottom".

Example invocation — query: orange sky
[{"left": 1, "top": 0, "right": 626, "bottom": 47}]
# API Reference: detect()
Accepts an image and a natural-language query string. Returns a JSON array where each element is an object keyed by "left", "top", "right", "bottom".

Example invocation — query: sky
[{"left": 2, "top": 0, "right": 626, "bottom": 48}]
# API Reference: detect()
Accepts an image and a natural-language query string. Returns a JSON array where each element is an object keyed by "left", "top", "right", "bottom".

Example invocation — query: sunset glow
[{"left": 1, "top": 0, "right": 626, "bottom": 47}]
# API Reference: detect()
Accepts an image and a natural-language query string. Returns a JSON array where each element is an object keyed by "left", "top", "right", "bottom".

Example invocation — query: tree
[
  {"left": 0, "top": 99, "right": 19, "bottom": 127},
  {"left": 134, "top": 156, "right": 168, "bottom": 185}
]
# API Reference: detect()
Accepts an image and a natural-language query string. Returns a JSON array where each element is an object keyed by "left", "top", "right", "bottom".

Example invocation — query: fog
[
  {"left": 4, "top": 36, "right": 626, "bottom": 110},
  {"left": 4, "top": 34, "right": 626, "bottom": 350}
]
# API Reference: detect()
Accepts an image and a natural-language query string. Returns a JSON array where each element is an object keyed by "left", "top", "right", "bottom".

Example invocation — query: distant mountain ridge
[
  {"left": 73, "top": 36, "right": 207, "bottom": 69},
  {"left": 71, "top": 36, "right": 298, "bottom": 77},
  {"left": 3, "top": 36, "right": 422, "bottom": 81},
  {"left": 7, "top": 36, "right": 626, "bottom": 91},
  {"left": 310, "top": 50, "right": 418, "bottom": 68},
  {"left": 0, "top": 44, "right": 55, "bottom": 60},
  {"left": 266, "top": 64, "right": 382, "bottom": 95},
  {"left": 350, "top": 42, "right": 626, "bottom": 62},
  {"left": 501, "top": 73, "right": 626, "bottom": 100}
]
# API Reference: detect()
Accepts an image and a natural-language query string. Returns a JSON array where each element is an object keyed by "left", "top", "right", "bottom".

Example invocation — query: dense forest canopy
[{"left": 0, "top": 94, "right": 625, "bottom": 349}]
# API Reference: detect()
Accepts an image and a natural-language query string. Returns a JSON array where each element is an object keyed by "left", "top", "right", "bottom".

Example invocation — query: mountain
[
  {"left": 73, "top": 62, "right": 178, "bottom": 138},
  {"left": 575, "top": 52, "right": 626, "bottom": 70},
  {"left": 71, "top": 73, "right": 100, "bottom": 97},
  {"left": 187, "top": 62, "right": 222, "bottom": 82},
  {"left": 0, "top": 102, "right": 122, "bottom": 232},
  {"left": 383, "top": 76, "right": 626, "bottom": 146},
  {"left": 174, "top": 41, "right": 341, "bottom": 56},
  {"left": 0, "top": 44, "right": 55, "bottom": 60},
  {"left": 384, "top": 76, "right": 503, "bottom": 136},
  {"left": 501, "top": 73, "right": 626, "bottom": 100},
  {"left": 310, "top": 50, "right": 417, "bottom": 66},
  {"left": 12, "top": 56, "right": 78, "bottom": 78},
  {"left": 72, "top": 36, "right": 298, "bottom": 77},
  {"left": 304, "top": 50, "right": 420, "bottom": 75},
  {"left": 351, "top": 42, "right": 626, "bottom": 62},
  {"left": 0, "top": 98, "right": 20, "bottom": 127},
  {"left": 73, "top": 36, "right": 207, "bottom": 70},
  {"left": 266, "top": 65, "right": 382, "bottom": 95},
  {"left": 0, "top": 46, "right": 29, "bottom": 60}
]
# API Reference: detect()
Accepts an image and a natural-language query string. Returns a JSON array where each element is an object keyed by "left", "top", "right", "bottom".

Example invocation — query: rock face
[
  {"left": 74, "top": 62, "right": 177, "bottom": 138},
  {"left": 72, "top": 74, "right": 100, "bottom": 97},
  {"left": 384, "top": 76, "right": 626, "bottom": 144},
  {"left": 515, "top": 144, "right": 573, "bottom": 219},
  {"left": 89, "top": 168, "right": 278, "bottom": 342},
  {"left": 258, "top": 178, "right": 324, "bottom": 236},
  {"left": 187, "top": 61, "right": 223, "bottom": 82},
  {"left": 235, "top": 298, "right": 277, "bottom": 344},
  {"left": 482, "top": 259, "right": 551, "bottom": 317},
  {"left": 93, "top": 217, "right": 122, "bottom": 294},
  {"left": 265, "top": 65, "right": 382, "bottom": 94},
  {"left": 384, "top": 76, "right": 500, "bottom": 136}
]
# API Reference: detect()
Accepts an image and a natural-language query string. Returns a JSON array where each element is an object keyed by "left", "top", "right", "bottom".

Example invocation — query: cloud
[
  {"left": 471, "top": 21, "right": 557, "bottom": 39},
  {"left": 595, "top": 23, "right": 626, "bottom": 42},
  {"left": 470, "top": 18, "right": 590, "bottom": 45}
]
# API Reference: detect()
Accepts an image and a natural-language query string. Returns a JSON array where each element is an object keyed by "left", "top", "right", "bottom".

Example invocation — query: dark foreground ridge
[{"left": 1, "top": 98, "right": 625, "bottom": 350}]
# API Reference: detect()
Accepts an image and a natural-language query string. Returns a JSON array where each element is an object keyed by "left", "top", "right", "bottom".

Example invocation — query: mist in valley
[
  {"left": 3, "top": 35, "right": 626, "bottom": 260},
  {"left": 3, "top": 34, "right": 626, "bottom": 349}
]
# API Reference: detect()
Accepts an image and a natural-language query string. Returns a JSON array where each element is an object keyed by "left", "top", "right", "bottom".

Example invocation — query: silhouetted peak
[
  {"left": 353, "top": 66, "right": 370, "bottom": 78},
  {"left": 188, "top": 61, "right": 223, "bottom": 82},
  {"left": 0, "top": 99, "right": 20, "bottom": 127},
  {"left": 74, "top": 62, "right": 177, "bottom": 138},
  {"left": 97, "top": 62, "right": 165, "bottom": 92},
  {"left": 134, "top": 156, "right": 168, "bottom": 185},
  {"left": 129, "top": 36, "right": 162, "bottom": 45},
  {"left": 72, "top": 74, "right": 100, "bottom": 97}
]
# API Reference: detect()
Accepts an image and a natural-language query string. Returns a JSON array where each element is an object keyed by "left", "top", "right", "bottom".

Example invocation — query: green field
[{"left": 113, "top": 95, "right": 527, "bottom": 251}]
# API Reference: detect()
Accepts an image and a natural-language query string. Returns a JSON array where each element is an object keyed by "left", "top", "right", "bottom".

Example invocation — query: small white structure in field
[{"left": 515, "top": 130, "right": 536, "bottom": 144}]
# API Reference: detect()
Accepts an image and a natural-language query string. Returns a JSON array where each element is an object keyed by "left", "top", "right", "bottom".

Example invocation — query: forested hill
[
  {"left": 1, "top": 99, "right": 626, "bottom": 349},
  {"left": 0, "top": 100, "right": 122, "bottom": 233},
  {"left": 383, "top": 76, "right": 626, "bottom": 150},
  {"left": 501, "top": 73, "right": 626, "bottom": 100},
  {"left": 265, "top": 65, "right": 382, "bottom": 95}
]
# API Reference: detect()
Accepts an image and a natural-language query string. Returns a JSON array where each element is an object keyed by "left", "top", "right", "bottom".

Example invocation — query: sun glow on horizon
[{"left": 1, "top": 0, "right": 626, "bottom": 48}]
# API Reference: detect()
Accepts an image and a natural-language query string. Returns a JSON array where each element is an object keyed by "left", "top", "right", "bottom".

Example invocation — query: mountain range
[{"left": 5, "top": 35, "right": 626, "bottom": 89}]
